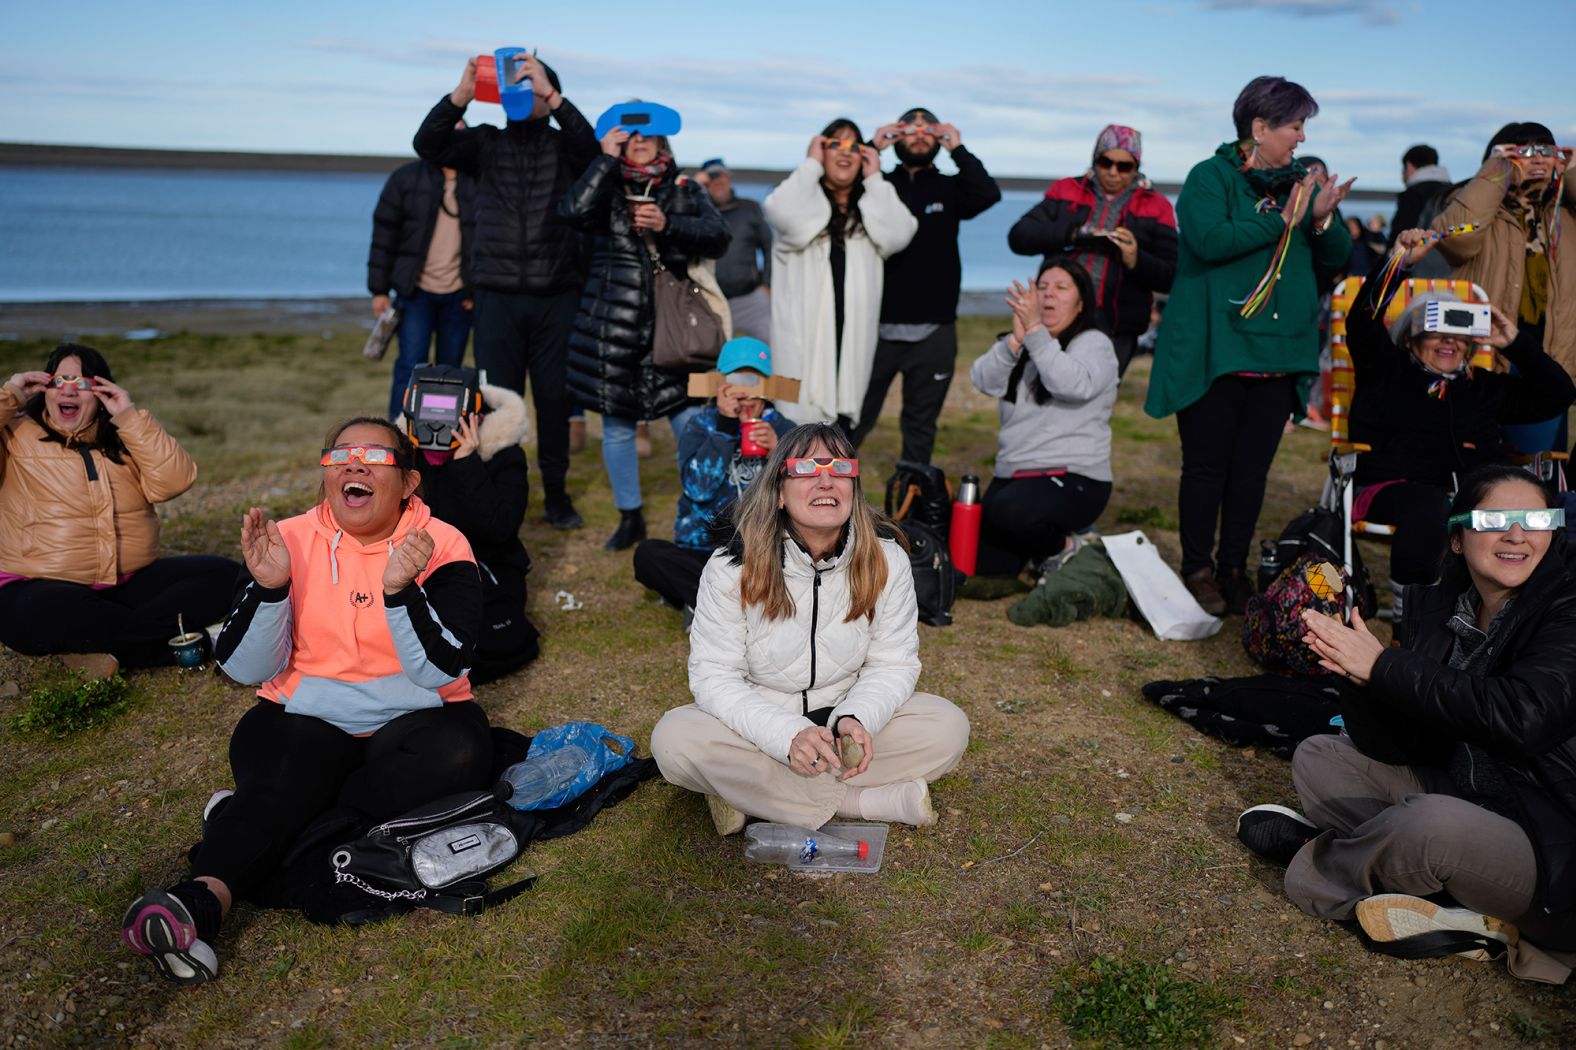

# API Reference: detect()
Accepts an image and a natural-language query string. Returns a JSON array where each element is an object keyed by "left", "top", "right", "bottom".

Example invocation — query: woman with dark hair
[
  {"left": 561, "top": 105, "right": 731, "bottom": 551},
  {"left": 0, "top": 344, "right": 237, "bottom": 676},
  {"left": 650, "top": 422, "right": 969, "bottom": 835},
  {"left": 1008, "top": 124, "right": 1177, "bottom": 377},
  {"left": 1237, "top": 464, "right": 1576, "bottom": 982},
  {"left": 120, "top": 418, "right": 489, "bottom": 984},
  {"left": 969, "top": 260, "right": 1119, "bottom": 578},
  {"left": 765, "top": 120, "right": 918, "bottom": 431},
  {"left": 1434, "top": 121, "right": 1576, "bottom": 455},
  {"left": 1145, "top": 75, "right": 1355, "bottom": 616}
]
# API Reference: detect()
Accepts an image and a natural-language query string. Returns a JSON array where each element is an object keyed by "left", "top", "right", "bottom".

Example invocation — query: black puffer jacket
[
  {"left": 1347, "top": 536, "right": 1576, "bottom": 926},
  {"left": 413, "top": 96, "right": 600, "bottom": 295},
  {"left": 560, "top": 156, "right": 731, "bottom": 420},
  {"left": 367, "top": 161, "right": 477, "bottom": 298}
]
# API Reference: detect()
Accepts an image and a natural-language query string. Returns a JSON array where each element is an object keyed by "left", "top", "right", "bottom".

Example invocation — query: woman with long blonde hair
[{"left": 651, "top": 422, "right": 969, "bottom": 834}]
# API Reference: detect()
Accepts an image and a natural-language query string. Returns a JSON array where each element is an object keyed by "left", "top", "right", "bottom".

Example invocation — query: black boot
[
  {"left": 1217, "top": 565, "right": 1252, "bottom": 616},
  {"left": 605, "top": 507, "right": 646, "bottom": 551},
  {"left": 544, "top": 492, "right": 584, "bottom": 530}
]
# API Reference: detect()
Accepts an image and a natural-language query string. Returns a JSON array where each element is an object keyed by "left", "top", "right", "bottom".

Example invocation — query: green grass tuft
[
  {"left": 1057, "top": 955, "right": 1236, "bottom": 1049},
  {"left": 7, "top": 670, "right": 132, "bottom": 737}
]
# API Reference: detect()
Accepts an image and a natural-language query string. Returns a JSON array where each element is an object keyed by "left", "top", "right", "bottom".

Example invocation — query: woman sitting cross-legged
[
  {"left": 1237, "top": 464, "right": 1576, "bottom": 983},
  {"left": 969, "top": 260, "right": 1119, "bottom": 581},
  {"left": 119, "top": 418, "right": 490, "bottom": 984},
  {"left": 650, "top": 422, "right": 970, "bottom": 834}
]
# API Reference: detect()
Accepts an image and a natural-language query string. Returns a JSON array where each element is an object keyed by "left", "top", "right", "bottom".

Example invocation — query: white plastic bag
[{"left": 1101, "top": 530, "right": 1222, "bottom": 641}]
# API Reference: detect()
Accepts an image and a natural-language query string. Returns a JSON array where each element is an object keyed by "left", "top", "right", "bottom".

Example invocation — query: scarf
[
  {"left": 1408, "top": 348, "right": 1471, "bottom": 399},
  {"left": 1218, "top": 141, "right": 1308, "bottom": 204},
  {"left": 1076, "top": 177, "right": 1138, "bottom": 301},
  {"left": 620, "top": 151, "right": 673, "bottom": 186},
  {"left": 1507, "top": 183, "right": 1554, "bottom": 325}
]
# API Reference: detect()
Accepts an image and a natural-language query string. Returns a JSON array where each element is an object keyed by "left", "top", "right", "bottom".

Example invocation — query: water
[{"left": 0, "top": 166, "right": 1389, "bottom": 304}]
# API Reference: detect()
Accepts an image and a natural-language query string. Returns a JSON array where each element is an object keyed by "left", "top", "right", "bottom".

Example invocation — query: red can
[
  {"left": 474, "top": 54, "right": 500, "bottom": 103},
  {"left": 740, "top": 416, "right": 766, "bottom": 457}
]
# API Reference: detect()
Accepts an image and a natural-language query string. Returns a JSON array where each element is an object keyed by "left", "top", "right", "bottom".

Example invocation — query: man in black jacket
[
  {"left": 415, "top": 53, "right": 600, "bottom": 529},
  {"left": 851, "top": 108, "right": 1001, "bottom": 465},
  {"left": 1386, "top": 144, "right": 1454, "bottom": 279},
  {"left": 367, "top": 160, "right": 476, "bottom": 421}
]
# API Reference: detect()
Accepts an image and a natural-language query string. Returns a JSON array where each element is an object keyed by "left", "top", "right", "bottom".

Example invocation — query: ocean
[{"left": 0, "top": 165, "right": 1387, "bottom": 305}]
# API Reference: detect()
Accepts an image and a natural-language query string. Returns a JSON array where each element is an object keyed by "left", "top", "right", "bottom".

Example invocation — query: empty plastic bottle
[
  {"left": 743, "top": 823, "right": 870, "bottom": 866},
  {"left": 500, "top": 746, "right": 589, "bottom": 810}
]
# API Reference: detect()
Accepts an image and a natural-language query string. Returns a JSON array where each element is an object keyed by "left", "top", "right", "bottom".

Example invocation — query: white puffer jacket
[{"left": 688, "top": 533, "right": 920, "bottom": 763}]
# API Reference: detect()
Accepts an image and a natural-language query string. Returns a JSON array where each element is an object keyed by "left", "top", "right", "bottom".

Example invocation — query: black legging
[
  {"left": 1360, "top": 481, "right": 1452, "bottom": 585},
  {"left": 632, "top": 540, "right": 712, "bottom": 610},
  {"left": 0, "top": 555, "right": 239, "bottom": 668},
  {"left": 1176, "top": 374, "right": 1296, "bottom": 576},
  {"left": 192, "top": 700, "right": 493, "bottom": 896},
  {"left": 974, "top": 473, "right": 1112, "bottom": 577}
]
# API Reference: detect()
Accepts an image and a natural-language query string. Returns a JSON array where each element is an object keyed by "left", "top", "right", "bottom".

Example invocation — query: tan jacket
[
  {"left": 1434, "top": 157, "right": 1576, "bottom": 379},
  {"left": 0, "top": 385, "right": 198, "bottom": 585}
]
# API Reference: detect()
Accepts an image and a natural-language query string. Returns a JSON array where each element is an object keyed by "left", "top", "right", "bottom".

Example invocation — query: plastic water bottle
[
  {"left": 743, "top": 823, "right": 869, "bottom": 866},
  {"left": 500, "top": 746, "right": 588, "bottom": 810}
]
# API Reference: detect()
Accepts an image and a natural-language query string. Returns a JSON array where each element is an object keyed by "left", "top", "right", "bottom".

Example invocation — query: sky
[{"left": 5, "top": 0, "right": 1576, "bottom": 190}]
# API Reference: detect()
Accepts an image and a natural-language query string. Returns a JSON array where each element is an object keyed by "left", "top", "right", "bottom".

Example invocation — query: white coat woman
[
  {"left": 764, "top": 120, "right": 918, "bottom": 430},
  {"left": 651, "top": 422, "right": 969, "bottom": 834}
]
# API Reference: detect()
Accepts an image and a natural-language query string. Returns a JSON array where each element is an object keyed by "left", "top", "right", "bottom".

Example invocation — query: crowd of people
[{"left": 4, "top": 57, "right": 1575, "bottom": 988}]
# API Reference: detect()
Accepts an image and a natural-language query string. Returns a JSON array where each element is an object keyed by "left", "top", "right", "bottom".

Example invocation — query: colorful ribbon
[{"left": 1232, "top": 183, "right": 1306, "bottom": 319}]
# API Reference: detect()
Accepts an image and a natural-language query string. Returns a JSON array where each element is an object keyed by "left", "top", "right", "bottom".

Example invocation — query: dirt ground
[{"left": 0, "top": 307, "right": 1572, "bottom": 1049}]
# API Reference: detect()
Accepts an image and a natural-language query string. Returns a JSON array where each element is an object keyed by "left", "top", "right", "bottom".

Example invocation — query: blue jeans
[
  {"left": 388, "top": 289, "right": 472, "bottom": 419},
  {"left": 602, "top": 405, "right": 703, "bottom": 511}
]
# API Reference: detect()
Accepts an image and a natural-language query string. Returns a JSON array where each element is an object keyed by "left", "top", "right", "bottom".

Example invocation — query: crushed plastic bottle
[
  {"left": 500, "top": 745, "right": 588, "bottom": 810},
  {"left": 744, "top": 822, "right": 870, "bottom": 866}
]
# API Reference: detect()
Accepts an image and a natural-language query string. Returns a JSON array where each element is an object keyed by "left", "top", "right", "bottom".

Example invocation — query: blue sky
[{"left": 5, "top": 0, "right": 1575, "bottom": 189}]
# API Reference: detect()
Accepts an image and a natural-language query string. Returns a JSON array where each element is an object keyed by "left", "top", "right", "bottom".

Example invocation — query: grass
[
  {"left": 7, "top": 668, "right": 133, "bottom": 737},
  {"left": 1057, "top": 955, "right": 1236, "bottom": 1048},
  {"left": 0, "top": 318, "right": 1567, "bottom": 1048}
]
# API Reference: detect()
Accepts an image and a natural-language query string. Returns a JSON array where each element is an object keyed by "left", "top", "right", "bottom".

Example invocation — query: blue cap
[
  {"left": 701, "top": 157, "right": 727, "bottom": 173},
  {"left": 716, "top": 336, "right": 772, "bottom": 377}
]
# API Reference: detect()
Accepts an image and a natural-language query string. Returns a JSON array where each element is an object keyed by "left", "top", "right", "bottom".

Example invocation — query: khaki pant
[
  {"left": 1286, "top": 733, "right": 1576, "bottom": 983},
  {"left": 650, "top": 693, "right": 968, "bottom": 829}
]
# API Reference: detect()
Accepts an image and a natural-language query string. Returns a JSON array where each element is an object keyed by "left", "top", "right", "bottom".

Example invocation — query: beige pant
[{"left": 650, "top": 693, "right": 969, "bottom": 829}]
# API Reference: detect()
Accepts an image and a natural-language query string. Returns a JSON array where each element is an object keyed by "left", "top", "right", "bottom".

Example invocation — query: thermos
[
  {"left": 949, "top": 474, "right": 982, "bottom": 576},
  {"left": 739, "top": 416, "right": 766, "bottom": 457}
]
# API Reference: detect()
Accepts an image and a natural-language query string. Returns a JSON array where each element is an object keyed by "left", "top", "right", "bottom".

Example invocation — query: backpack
[
  {"left": 1242, "top": 552, "right": 1356, "bottom": 676},
  {"left": 885, "top": 461, "right": 952, "bottom": 542},
  {"left": 900, "top": 520, "right": 960, "bottom": 627}
]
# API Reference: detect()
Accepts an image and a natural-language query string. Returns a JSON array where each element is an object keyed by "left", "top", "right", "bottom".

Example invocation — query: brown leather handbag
[{"left": 648, "top": 239, "right": 726, "bottom": 372}]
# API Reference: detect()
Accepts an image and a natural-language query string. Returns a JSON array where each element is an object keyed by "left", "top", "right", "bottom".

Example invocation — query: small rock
[
  {"left": 1171, "top": 755, "right": 1185, "bottom": 763},
  {"left": 1322, "top": 1000, "right": 1333, "bottom": 1009},
  {"left": 1114, "top": 812, "right": 1134, "bottom": 824},
  {"left": 1413, "top": 975, "right": 1427, "bottom": 987},
  {"left": 0, "top": 679, "right": 19, "bottom": 699},
  {"left": 39, "top": 819, "right": 58, "bottom": 831},
  {"left": 1181, "top": 961, "right": 1198, "bottom": 972},
  {"left": 1292, "top": 1035, "right": 1313, "bottom": 1047},
  {"left": 1374, "top": 1040, "right": 1389, "bottom": 1049},
  {"left": 0, "top": 831, "right": 17, "bottom": 847}
]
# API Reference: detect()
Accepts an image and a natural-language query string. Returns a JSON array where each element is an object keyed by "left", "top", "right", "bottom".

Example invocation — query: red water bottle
[
  {"left": 949, "top": 474, "right": 982, "bottom": 576},
  {"left": 740, "top": 416, "right": 766, "bottom": 457}
]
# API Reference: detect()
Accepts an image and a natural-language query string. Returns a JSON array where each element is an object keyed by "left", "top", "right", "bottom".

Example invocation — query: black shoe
[
  {"left": 544, "top": 496, "right": 584, "bottom": 530},
  {"left": 1218, "top": 565, "right": 1252, "bottom": 616},
  {"left": 1236, "top": 804, "right": 1318, "bottom": 866},
  {"left": 605, "top": 508, "right": 646, "bottom": 552}
]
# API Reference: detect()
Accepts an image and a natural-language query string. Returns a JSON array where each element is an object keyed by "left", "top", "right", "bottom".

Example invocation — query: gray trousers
[
  {"left": 727, "top": 286, "right": 772, "bottom": 343},
  {"left": 650, "top": 693, "right": 969, "bottom": 829},
  {"left": 1287, "top": 734, "right": 1576, "bottom": 982}
]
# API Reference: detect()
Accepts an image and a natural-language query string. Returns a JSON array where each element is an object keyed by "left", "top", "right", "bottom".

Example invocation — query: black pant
[
  {"left": 192, "top": 700, "right": 493, "bottom": 895},
  {"left": 974, "top": 473, "right": 1112, "bottom": 576},
  {"left": 1360, "top": 481, "right": 1452, "bottom": 585},
  {"left": 473, "top": 288, "right": 578, "bottom": 503},
  {"left": 1176, "top": 374, "right": 1295, "bottom": 576},
  {"left": 1111, "top": 334, "right": 1139, "bottom": 379},
  {"left": 850, "top": 325, "right": 958, "bottom": 465},
  {"left": 633, "top": 540, "right": 712, "bottom": 610},
  {"left": 0, "top": 555, "right": 239, "bottom": 668}
]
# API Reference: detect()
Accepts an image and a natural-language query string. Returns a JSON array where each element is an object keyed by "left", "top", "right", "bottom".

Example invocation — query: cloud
[{"left": 1201, "top": 0, "right": 1401, "bottom": 25}]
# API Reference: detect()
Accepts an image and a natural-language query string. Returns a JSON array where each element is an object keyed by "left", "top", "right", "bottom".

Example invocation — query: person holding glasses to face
[
  {"left": 650, "top": 422, "right": 969, "bottom": 836},
  {"left": 1434, "top": 123, "right": 1576, "bottom": 457},
  {"left": 765, "top": 121, "right": 918, "bottom": 435},
  {"left": 0, "top": 344, "right": 238, "bottom": 678},
  {"left": 1009, "top": 125, "right": 1177, "bottom": 378},
  {"left": 1237, "top": 464, "right": 1576, "bottom": 983},
  {"left": 120, "top": 418, "right": 489, "bottom": 984}
]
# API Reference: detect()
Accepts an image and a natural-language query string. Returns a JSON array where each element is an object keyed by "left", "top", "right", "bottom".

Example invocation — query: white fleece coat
[
  {"left": 687, "top": 534, "right": 920, "bottom": 763},
  {"left": 765, "top": 159, "right": 918, "bottom": 426}
]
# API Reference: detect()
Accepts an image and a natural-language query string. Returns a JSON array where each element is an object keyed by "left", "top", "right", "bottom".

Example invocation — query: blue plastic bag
[{"left": 521, "top": 722, "right": 638, "bottom": 810}]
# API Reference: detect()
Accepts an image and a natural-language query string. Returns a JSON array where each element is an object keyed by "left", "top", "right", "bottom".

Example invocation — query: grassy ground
[{"left": 1, "top": 318, "right": 1573, "bottom": 1049}]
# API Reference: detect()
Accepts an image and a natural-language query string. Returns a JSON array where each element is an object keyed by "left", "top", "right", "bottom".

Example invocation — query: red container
[
  {"left": 474, "top": 54, "right": 500, "bottom": 103},
  {"left": 949, "top": 500, "right": 982, "bottom": 576},
  {"left": 740, "top": 416, "right": 766, "bottom": 457}
]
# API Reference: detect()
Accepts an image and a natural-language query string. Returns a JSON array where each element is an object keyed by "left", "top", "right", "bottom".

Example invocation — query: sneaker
[
  {"left": 1035, "top": 534, "right": 1084, "bottom": 584},
  {"left": 201, "top": 789, "right": 234, "bottom": 836},
  {"left": 1236, "top": 804, "right": 1317, "bottom": 866},
  {"left": 1356, "top": 894, "right": 1517, "bottom": 962},
  {"left": 1183, "top": 567, "right": 1227, "bottom": 616},
  {"left": 120, "top": 887, "right": 220, "bottom": 984},
  {"left": 706, "top": 794, "right": 746, "bottom": 836},
  {"left": 544, "top": 496, "right": 584, "bottom": 531}
]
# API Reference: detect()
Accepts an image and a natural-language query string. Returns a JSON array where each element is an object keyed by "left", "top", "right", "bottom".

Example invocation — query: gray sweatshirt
[{"left": 969, "top": 327, "right": 1118, "bottom": 481}]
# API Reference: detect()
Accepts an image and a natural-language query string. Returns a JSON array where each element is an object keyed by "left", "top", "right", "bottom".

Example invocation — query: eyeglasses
[
  {"left": 320, "top": 445, "right": 400, "bottom": 467},
  {"left": 1094, "top": 156, "right": 1137, "bottom": 174},
  {"left": 49, "top": 375, "right": 93, "bottom": 390},
  {"left": 1506, "top": 144, "right": 1561, "bottom": 159},
  {"left": 1447, "top": 508, "right": 1565, "bottom": 532},
  {"left": 823, "top": 138, "right": 863, "bottom": 153},
  {"left": 784, "top": 457, "right": 859, "bottom": 478}
]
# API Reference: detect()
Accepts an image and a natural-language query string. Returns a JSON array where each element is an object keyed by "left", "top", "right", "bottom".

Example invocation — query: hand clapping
[
  {"left": 241, "top": 508, "right": 291, "bottom": 590},
  {"left": 382, "top": 528, "right": 436, "bottom": 594}
]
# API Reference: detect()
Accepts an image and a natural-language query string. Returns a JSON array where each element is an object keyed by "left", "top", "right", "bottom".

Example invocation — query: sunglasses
[
  {"left": 823, "top": 138, "right": 863, "bottom": 153},
  {"left": 1505, "top": 144, "right": 1561, "bottom": 159},
  {"left": 784, "top": 456, "right": 859, "bottom": 478},
  {"left": 320, "top": 445, "right": 400, "bottom": 467},
  {"left": 1447, "top": 508, "right": 1565, "bottom": 532},
  {"left": 1094, "top": 156, "right": 1137, "bottom": 174},
  {"left": 49, "top": 375, "right": 93, "bottom": 390}
]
